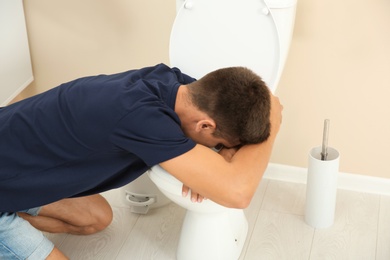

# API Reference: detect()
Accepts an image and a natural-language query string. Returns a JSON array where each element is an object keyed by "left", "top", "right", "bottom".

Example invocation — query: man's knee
[
  {"left": 82, "top": 195, "right": 113, "bottom": 234},
  {"left": 35, "top": 194, "right": 114, "bottom": 235},
  {"left": 91, "top": 205, "right": 113, "bottom": 233}
]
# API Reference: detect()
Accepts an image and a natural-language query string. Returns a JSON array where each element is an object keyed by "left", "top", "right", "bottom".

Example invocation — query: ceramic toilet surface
[
  {"left": 170, "top": 0, "right": 280, "bottom": 91},
  {"left": 148, "top": 165, "right": 249, "bottom": 260},
  {"left": 148, "top": 165, "right": 228, "bottom": 213}
]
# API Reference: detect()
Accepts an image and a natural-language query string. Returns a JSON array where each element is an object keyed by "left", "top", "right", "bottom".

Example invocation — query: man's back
[{"left": 0, "top": 64, "right": 196, "bottom": 212}]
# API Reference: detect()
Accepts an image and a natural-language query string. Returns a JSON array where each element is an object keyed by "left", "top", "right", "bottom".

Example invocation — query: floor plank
[
  {"left": 116, "top": 203, "right": 185, "bottom": 260},
  {"left": 376, "top": 195, "right": 390, "bottom": 260},
  {"left": 43, "top": 180, "right": 387, "bottom": 260},
  {"left": 261, "top": 180, "right": 306, "bottom": 215},
  {"left": 309, "top": 190, "right": 380, "bottom": 260},
  {"left": 239, "top": 179, "right": 269, "bottom": 260},
  {"left": 244, "top": 210, "right": 314, "bottom": 260}
]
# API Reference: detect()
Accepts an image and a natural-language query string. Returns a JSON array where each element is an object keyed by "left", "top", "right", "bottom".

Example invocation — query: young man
[{"left": 0, "top": 63, "right": 282, "bottom": 259}]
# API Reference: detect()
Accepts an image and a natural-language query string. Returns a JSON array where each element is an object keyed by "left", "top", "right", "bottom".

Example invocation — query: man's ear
[{"left": 195, "top": 119, "right": 216, "bottom": 133}]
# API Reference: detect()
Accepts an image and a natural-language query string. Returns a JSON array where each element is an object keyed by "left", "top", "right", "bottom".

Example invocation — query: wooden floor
[{"left": 45, "top": 179, "right": 390, "bottom": 259}]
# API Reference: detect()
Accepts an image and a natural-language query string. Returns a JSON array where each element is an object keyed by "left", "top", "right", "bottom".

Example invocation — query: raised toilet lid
[{"left": 170, "top": 0, "right": 280, "bottom": 91}]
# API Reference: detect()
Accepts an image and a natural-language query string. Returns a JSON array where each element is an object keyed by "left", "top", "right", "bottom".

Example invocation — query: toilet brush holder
[{"left": 304, "top": 146, "right": 340, "bottom": 228}]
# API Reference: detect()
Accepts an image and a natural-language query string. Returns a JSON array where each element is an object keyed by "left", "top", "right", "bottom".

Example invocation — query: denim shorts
[{"left": 0, "top": 207, "right": 54, "bottom": 260}]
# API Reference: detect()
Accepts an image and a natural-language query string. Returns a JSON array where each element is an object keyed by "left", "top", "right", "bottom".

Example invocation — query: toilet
[
  {"left": 122, "top": 0, "right": 297, "bottom": 259},
  {"left": 148, "top": 165, "right": 248, "bottom": 260},
  {"left": 169, "top": 0, "right": 297, "bottom": 93}
]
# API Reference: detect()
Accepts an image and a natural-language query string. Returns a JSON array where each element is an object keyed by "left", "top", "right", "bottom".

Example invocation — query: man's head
[{"left": 186, "top": 67, "right": 271, "bottom": 146}]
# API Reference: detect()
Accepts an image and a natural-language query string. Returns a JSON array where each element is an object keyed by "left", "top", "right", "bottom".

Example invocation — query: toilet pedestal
[
  {"left": 177, "top": 209, "right": 248, "bottom": 260},
  {"left": 148, "top": 166, "right": 249, "bottom": 260}
]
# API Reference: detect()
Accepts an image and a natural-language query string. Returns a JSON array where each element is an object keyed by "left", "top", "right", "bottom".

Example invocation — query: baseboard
[{"left": 263, "top": 163, "right": 390, "bottom": 196}]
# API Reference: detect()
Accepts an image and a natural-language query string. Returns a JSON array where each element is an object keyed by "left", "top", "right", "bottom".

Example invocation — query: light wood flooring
[{"left": 45, "top": 179, "right": 390, "bottom": 259}]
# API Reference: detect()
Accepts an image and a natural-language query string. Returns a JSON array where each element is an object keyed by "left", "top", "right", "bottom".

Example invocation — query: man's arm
[
  {"left": 181, "top": 146, "right": 239, "bottom": 203},
  {"left": 160, "top": 95, "right": 282, "bottom": 209}
]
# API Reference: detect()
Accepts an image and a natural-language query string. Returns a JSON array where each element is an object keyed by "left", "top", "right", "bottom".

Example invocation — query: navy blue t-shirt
[{"left": 0, "top": 64, "right": 196, "bottom": 212}]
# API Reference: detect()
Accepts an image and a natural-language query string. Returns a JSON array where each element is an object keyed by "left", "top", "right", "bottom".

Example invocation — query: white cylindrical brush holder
[{"left": 304, "top": 146, "right": 340, "bottom": 228}]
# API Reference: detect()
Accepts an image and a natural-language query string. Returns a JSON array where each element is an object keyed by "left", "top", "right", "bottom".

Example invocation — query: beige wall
[
  {"left": 17, "top": 0, "right": 176, "bottom": 100},
  {"left": 272, "top": 0, "right": 390, "bottom": 178},
  {"left": 18, "top": 0, "right": 390, "bottom": 178}
]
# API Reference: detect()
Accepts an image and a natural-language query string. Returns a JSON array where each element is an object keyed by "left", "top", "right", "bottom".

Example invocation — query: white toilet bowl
[
  {"left": 148, "top": 165, "right": 248, "bottom": 260},
  {"left": 122, "top": 0, "right": 297, "bottom": 258},
  {"left": 120, "top": 173, "right": 171, "bottom": 214}
]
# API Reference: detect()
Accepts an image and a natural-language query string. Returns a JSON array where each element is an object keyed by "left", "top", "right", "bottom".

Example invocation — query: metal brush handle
[{"left": 321, "top": 119, "right": 330, "bottom": 160}]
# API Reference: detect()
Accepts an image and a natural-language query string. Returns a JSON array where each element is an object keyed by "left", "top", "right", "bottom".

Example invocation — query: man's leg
[
  {"left": 47, "top": 247, "right": 69, "bottom": 260},
  {"left": 18, "top": 194, "right": 113, "bottom": 235},
  {"left": 0, "top": 211, "right": 67, "bottom": 260}
]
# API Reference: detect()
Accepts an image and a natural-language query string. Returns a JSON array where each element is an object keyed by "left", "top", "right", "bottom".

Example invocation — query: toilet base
[{"left": 177, "top": 209, "right": 248, "bottom": 260}]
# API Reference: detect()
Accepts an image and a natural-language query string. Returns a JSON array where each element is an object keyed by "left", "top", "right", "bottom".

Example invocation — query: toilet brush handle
[{"left": 321, "top": 119, "right": 330, "bottom": 160}]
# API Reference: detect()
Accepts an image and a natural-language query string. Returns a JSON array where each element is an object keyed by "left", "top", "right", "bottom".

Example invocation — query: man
[{"left": 0, "top": 63, "right": 283, "bottom": 259}]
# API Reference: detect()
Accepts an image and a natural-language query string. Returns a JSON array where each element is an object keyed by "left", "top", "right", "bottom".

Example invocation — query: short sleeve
[{"left": 110, "top": 101, "right": 196, "bottom": 167}]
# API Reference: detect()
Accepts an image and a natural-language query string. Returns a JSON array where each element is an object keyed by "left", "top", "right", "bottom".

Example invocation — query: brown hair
[{"left": 187, "top": 67, "right": 271, "bottom": 145}]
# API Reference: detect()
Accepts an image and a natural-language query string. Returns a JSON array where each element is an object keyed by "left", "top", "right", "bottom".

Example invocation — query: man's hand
[
  {"left": 182, "top": 185, "right": 206, "bottom": 203},
  {"left": 270, "top": 94, "right": 283, "bottom": 135}
]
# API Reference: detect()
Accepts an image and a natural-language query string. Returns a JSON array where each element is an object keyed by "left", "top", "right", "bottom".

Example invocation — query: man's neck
[
  {"left": 175, "top": 85, "right": 212, "bottom": 135},
  {"left": 175, "top": 85, "right": 193, "bottom": 120}
]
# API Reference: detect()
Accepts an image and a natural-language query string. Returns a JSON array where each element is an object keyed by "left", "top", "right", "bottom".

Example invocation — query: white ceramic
[
  {"left": 148, "top": 165, "right": 248, "bottom": 260},
  {"left": 170, "top": 0, "right": 297, "bottom": 93}
]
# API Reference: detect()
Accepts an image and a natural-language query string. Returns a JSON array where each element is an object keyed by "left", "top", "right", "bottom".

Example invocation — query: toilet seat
[{"left": 170, "top": 0, "right": 281, "bottom": 90}]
